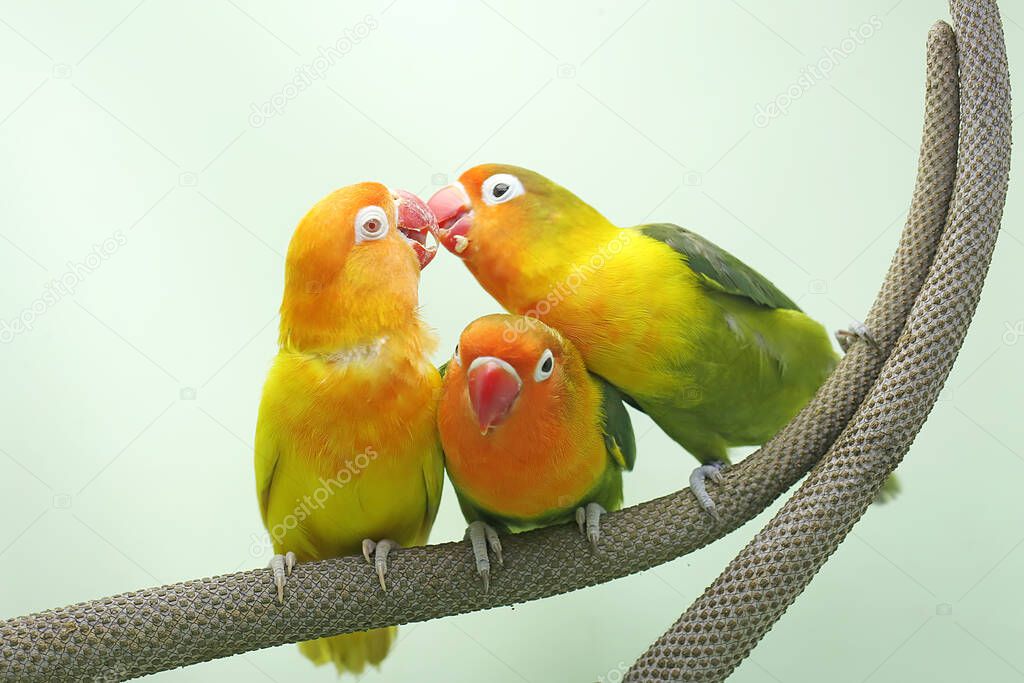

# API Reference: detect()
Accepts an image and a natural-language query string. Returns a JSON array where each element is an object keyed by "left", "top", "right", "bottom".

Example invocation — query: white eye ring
[
  {"left": 453, "top": 344, "right": 462, "bottom": 367},
  {"left": 481, "top": 173, "right": 525, "bottom": 206},
  {"left": 354, "top": 205, "right": 389, "bottom": 243},
  {"left": 533, "top": 348, "right": 554, "bottom": 382}
]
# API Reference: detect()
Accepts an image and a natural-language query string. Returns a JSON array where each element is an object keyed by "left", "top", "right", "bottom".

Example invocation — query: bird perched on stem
[
  {"left": 429, "top": 164, "right": 843, "bottom": 519},
  {"left": 254, "top": 183, "right": 443, "bottom": 673},
  {"left": 438, "top": 314, "right": 635, "bottom": 589}
]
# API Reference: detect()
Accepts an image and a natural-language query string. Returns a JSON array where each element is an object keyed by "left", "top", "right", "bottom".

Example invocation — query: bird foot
[
  {"left": 690, "top": 462, "right": 726, "bottom": 522},
  {"left": 466, "top": 521, "right": 503, "bottom": 593},
  {"left": 269, "top": 551, "right": 296, "bottom": 603},
  {"left": 575, "top": 502, "right": 606, "bottom": 550},
  {"left": 835, "top": 320, "right": 880, "bottom": 354},
  {"left": 362, "top": 538, "right": 400, "bottom": 591}
]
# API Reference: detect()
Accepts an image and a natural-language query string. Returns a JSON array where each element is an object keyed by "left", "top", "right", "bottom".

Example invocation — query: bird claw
[
  {"left": 575, "top": 502, "right": 606, "bottom": 550},
  {"left": 835, "top": 320, "right": 880, "bottom": 354},
  {"left": 690, "top": 462, "right": 726, "bottom": 522},
  {"left": 269, "top": 551, "right": 297, "bottom": 603},
  {"left": 466, "top": 521, "right": 503, "bottom": 592},
  {"left": 362, "top": 538, "right": 399, "bottom": 591}
]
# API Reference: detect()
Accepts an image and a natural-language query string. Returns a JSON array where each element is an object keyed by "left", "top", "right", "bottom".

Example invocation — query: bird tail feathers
[{"left": 298, "top": 626, "right": 396, "bottom": 675}]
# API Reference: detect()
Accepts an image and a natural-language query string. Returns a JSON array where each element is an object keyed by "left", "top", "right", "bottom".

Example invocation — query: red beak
[
  {"left": 427, "top": 183, "right": 473, "bottom": 256},
  {"left": 467, "top": 356, "right": 521, "bottom": 433},
  {"left": 394, "top": 189, "right": 439, "bottom": 269}
]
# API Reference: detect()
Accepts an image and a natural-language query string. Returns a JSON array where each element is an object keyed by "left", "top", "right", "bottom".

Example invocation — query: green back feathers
[
  {"left": 595, "top": 374, "right": 636, "bottom": 471},
  {"left": 637, "top": 223, "right": 800, "bottom": 311}
]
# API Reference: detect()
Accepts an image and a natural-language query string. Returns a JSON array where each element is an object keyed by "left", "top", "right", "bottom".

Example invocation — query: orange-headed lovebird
[
  {"left": 255, "top": 183, "right": 443, "bottom": 673},
  {"left": 428, "top": 165, "right": 842, "bottom": 518},
  {"left": 438, "top": 314, "right": 635, "bottom": 588}
]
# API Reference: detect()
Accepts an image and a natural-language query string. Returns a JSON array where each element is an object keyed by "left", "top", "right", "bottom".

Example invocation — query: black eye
[
  {"left": 481, "top": 174, "right": 524, "bottom": 206},
  {"left": 534, "top": 348, "right": 554, "bottom": 381}
]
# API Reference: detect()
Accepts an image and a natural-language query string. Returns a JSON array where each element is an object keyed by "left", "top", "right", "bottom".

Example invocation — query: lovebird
[
  {"left": 255, "top": 182, "right": 443, "bottom": 673},
  {"left": 437, "top": 314, "right": 635, "bottom": 588},
  {"left": 428, "top": 164, "right": 844, "bottom": 518}
]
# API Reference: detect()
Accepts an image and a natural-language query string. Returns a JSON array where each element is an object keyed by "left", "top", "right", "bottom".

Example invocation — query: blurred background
[{"left": 1, "top": 1, "right": 1022, "bottom": 680}]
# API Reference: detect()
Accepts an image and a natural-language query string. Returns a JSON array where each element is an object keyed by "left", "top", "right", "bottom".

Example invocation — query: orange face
[
  {"left": 426, "top": 164, "right": 563, "bottom": 262},
  {"left": 438, "top": 314, "right": 606, "bottom": 519},
  {"left": 426, "top": 164, "right": 613, "bottom": 314},
  {"left": 453, "top": 314, "right": 565, "bottom": 433},
  {"left": 279, "top": 182, "right": 438, "bottom": 352}
]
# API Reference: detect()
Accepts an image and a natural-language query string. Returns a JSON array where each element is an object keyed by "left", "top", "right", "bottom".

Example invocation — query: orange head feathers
[
  {"left": 447, "top": 314, "right": 582, "bottom": 434},
  {"left": 438, "top": 314, "right": 609, "bottom": 520},
  {"left": 427, "top": 164, "right": 608, "bottom": 258},
  {"left": 426, "top": 164, "right": 615, "bottom": 312},
  {"left": 278, "top": 183, "right": 437, "bottom": 353}
]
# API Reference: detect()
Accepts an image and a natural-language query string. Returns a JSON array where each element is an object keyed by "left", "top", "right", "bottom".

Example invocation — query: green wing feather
[
  {"left": 637, "top": 223, "right": 800, "bottom": 311},
  {"left": 595, "top": 374, "right": 636, "bottom": 471}
]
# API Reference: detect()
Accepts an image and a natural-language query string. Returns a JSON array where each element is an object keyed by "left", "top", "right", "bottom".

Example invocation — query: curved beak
[
  {"left": 427, "top": 183, "right": 473, "bottom": 257},
  {"left": 394, "top": 189, "right": 439, "bottom": 269},
  {"left": 467, "top": 356, "right": 521, "bottom": 433}
]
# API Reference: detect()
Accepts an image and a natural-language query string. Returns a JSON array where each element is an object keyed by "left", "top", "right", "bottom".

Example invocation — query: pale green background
[{"left": 1, "top": 1, "right": 1022, "bottom": 681}]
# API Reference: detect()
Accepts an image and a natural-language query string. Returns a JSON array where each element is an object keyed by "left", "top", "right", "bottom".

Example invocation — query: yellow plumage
[
  {"left": 254, "top": 182, "right": 443, "bottom": 673},
  {"left": 430, "top": 164, "right": 838, "bottom": 465}
]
